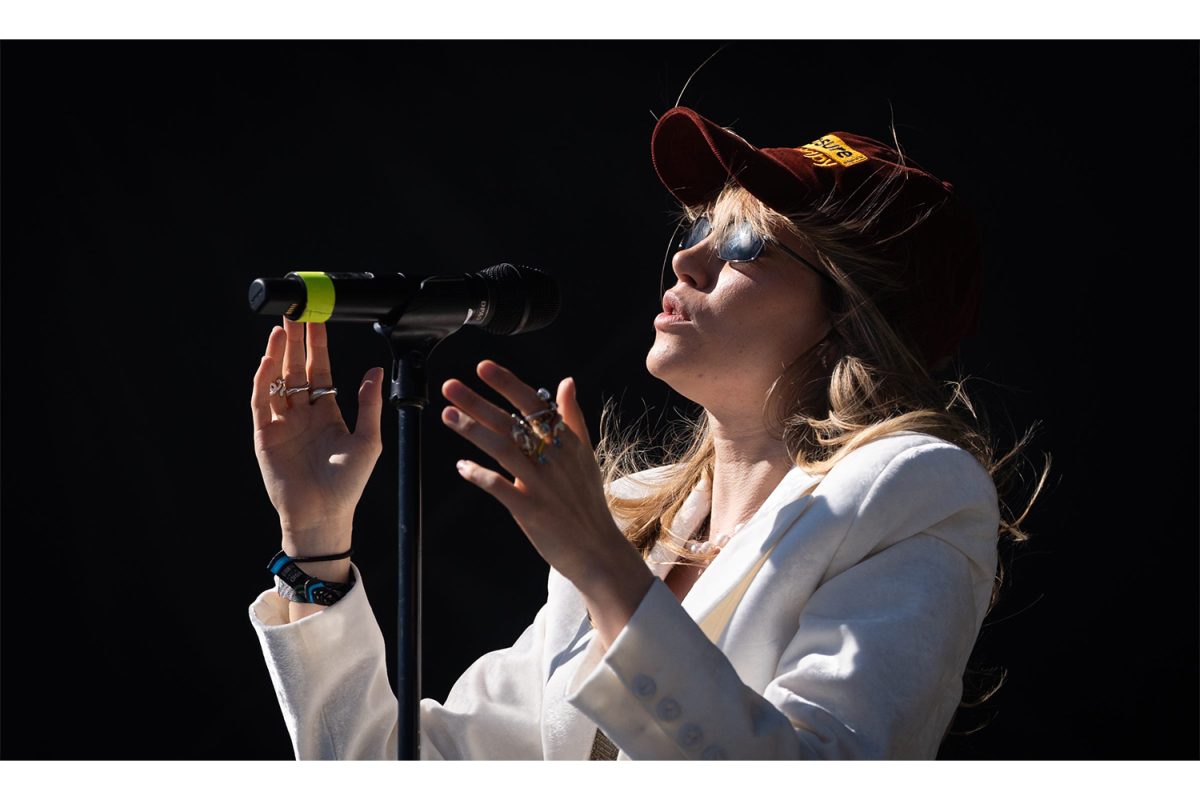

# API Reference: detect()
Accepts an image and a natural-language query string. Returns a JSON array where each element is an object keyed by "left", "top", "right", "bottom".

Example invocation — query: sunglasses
[{"left": 678, "top": 216, "right": 831, "bottom": 282}]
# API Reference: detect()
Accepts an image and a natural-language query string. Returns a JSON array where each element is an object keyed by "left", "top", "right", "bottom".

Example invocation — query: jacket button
[
  {"left": 678, "top": 723, "right": 704, "bottom": 749},
  {"left": 632, "top": 674, "right": 657, "bottom": 698},
  {"left": 701, "top": 744, "right": 727, "bottom": 760},
  {"left": 655, "top": 697, "right": 681, "bottom": 721}
]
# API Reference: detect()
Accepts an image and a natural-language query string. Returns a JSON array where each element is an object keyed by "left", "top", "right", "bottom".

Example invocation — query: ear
[{"left": 556, "top": 377, "right": 593, "bottom": 451}]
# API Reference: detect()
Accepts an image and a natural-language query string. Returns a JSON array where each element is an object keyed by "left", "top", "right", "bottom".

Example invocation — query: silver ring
[
  {"left": 285, "top": 383, "right": 312, "bottom": 397},
  {"left": 268, "top": 377, "right": 287, "bottom": 397},
  {"left": 309, "top": 387, "right": 338, "bottom": 403}
]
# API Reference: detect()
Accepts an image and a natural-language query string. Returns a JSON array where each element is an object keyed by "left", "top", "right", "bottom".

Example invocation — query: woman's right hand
[{"left": 251, "top": 316, "right": 385, "bottom": 564}]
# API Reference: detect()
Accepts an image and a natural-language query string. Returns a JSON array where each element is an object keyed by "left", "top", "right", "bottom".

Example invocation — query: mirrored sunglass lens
[
  {"left": 680, "top": 217, "right": 712, "bottom": 250},
  {"left": 717, "top": 222, "right": 764, "bottom": 261}
]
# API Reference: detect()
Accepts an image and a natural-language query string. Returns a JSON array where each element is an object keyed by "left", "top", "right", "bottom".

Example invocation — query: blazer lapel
[
  {"left": 675, "top": 467, "right": 823, "bottom": 639},
  {"left": 643, "top": 471, "right": 713, "bottom": 580}
]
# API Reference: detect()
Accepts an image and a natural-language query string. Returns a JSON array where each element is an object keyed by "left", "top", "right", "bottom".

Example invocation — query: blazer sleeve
[
  {"left": 563, "top": 440, "right": 1000, "bottom": 759},
  {"left": 249, "top": 562, "right": 550, "bottom": 760}
]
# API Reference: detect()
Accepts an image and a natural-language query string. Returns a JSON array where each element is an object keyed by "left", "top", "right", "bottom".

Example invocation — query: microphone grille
[{"left": 478, "top": 264, "right": 561, "bottom": 335}]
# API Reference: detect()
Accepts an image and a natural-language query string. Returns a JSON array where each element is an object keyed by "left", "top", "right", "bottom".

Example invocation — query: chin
[
  {"left": 645, "top": 341, "right": 676, "bottom": 381},
  {"left": 645, "top": 347, "right": 701, "bottom": 402}
]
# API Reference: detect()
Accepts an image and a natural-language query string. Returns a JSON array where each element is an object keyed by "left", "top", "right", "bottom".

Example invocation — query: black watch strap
[{"left": 267, "top": 550, "right": 356, "bottom": 606}]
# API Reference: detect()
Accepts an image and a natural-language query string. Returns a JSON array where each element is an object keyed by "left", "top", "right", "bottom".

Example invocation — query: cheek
[{"left": 715, "top": 282, "right": 826, "bottom": 356}]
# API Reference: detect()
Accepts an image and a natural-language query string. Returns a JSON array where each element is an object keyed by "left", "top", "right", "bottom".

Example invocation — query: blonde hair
[{"left": 596, "top": 176, "right": 1050, "bottom": 726}]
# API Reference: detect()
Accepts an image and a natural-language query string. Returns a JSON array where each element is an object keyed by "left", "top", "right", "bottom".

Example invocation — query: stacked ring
[
  {"left": 309, "top": 388, "right": 338, "bottom": 403},
  {"left": 511, "top": 387, "right": 566, "bottom": 464},
  {"left": 525, "top": 388, "right": 566, "bottom": 445},
  {"left": 511, "top": 413, "right": 550, "bottom": 464},
  {"left": 269, "top": 376, "right": 338, "bottom": 406}
]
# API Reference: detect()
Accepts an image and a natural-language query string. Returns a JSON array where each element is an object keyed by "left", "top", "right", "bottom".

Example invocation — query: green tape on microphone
[{"left": 291, "top": 272, "right": 335, "bottom": 323}]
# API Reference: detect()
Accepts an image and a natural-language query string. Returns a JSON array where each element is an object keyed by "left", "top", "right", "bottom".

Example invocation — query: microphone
[{"left": 247, "top": 263, "right": 560, "bottom": 335}]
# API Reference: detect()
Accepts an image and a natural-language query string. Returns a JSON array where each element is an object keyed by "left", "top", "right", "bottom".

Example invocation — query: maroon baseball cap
[{"left": 651, "top": 106, "right": 983, "bottom": 371}]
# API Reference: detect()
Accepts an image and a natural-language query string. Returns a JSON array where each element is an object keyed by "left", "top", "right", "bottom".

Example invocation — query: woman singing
[{"left": 248, "top": 107, "right": 1041, "bottom": 759}]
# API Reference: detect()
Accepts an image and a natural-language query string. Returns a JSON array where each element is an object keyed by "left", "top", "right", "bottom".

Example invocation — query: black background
[{"left": 2, "top": 41, "right": 1196, "bottom": 759}]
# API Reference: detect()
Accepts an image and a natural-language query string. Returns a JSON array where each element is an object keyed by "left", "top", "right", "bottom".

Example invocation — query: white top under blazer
[{"left": 248, "top": 431, "right": 1000, "bottom": 759}]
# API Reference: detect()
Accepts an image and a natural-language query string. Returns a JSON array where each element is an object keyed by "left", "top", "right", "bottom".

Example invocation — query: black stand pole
[
  {"left": 374, "top": 326, "right": 443, "bottom": 761},
  {"left": 363, "top": 266, "right": 557, "bottom": 760}
]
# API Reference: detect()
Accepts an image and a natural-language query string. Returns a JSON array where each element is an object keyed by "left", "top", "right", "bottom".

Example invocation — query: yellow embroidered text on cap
[{"left": 795, "top": 134, "right": 867, "bottom": 168}]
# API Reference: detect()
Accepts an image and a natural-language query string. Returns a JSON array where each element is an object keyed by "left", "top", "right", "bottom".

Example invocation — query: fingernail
[
  {"left": 445, "top": 407, "right": 460, "bottom": 423},
  {"left": 456, "top": 460, "right": 468, "bottom": 472}
]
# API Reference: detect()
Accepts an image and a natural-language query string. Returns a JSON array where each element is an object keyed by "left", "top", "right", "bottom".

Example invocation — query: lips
[{"left": 662, "top": 291, "right": 690, "bottom": 320}]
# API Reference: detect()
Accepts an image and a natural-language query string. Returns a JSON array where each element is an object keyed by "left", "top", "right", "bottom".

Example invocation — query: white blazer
[{"left": 249, "top": 431, "right": 999, "bottom": 759}]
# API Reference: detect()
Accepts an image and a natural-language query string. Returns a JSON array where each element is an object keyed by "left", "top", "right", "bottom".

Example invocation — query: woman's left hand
[{"left": 440, "top": 360, "right": 633, "bottom": 585}]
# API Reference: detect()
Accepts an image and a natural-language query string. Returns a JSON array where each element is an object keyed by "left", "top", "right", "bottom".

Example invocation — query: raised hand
[
  {"left": 440, "top": 360, "right": 642, "bottom": 589},
  {"left": 251, "top": 316, "right": 385, "bottom": 564}
]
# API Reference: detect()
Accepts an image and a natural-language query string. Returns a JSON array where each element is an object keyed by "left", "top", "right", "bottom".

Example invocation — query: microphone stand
[
  {"left": 373, "top": 318, "right": 462, "bottom": 761},
  {"left": 248, "top": 265, "right": 558, "bottom": 760}
]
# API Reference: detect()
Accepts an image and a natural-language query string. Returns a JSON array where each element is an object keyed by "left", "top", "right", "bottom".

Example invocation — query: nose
[{"left": 671, "top": 239, "right": 718, "bottom": 292}]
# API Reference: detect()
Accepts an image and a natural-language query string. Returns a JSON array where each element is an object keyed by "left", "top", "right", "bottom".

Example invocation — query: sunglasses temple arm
[{"left": 776, "top": 241, "right": 831, "bottom": 282}]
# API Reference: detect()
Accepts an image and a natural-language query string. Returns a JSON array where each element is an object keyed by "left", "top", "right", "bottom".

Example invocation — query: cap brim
[{"left": 651, "top": 107, "right": 801, "bottom": 209}]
